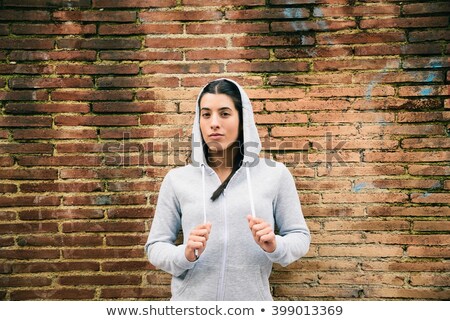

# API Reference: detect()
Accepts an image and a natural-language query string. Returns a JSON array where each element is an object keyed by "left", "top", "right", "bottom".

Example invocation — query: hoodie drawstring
[
  {"left": 245, "top": 165, "right": 256, "bottom": 218},
  {"left": 201, "top": 164, "right": 207, "bottom": 224}
]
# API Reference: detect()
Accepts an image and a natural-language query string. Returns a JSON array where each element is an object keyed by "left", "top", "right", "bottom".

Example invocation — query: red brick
[
  {"left": 272, "top": 20, "right": 355, "bottom": 32},
  {"left": 53, "top": 10, "right": 137, "bottom": 22},
  {"left": 20, "top": 182, "right": 103, "bottom": 193},
  {"left": 226, "top": 8, "right": 310, "bottom": 20},
  {"left": 0, "top": 249, "right": 60, "bottom": 259},
  {"left": 51, "top": 89, "right": 133, "bottom": 101},
  {"left": 275, "top": 47, "right": 352, "bottom": 59},
  {"left": 407, "top": 246, "right": 450, "bottom": 258},
  {"left": 360, "top": 124, "right": 444, "bottom": 136},
  {"left": 106, "top": 234, "right": 147, "bottom": 246},
  {"left": 0, "top": 87, "right": 53, "bottom": 100},
  {"left": 355, "top": 43, "right": 442, "bottom": 56},
  {"left": 354, "top": 71, "right": 443, "bottom": 84},
  {"left": 54, "top": 115, "right": 138, "bottom": 127},
  {"left": 0, "top": 64, "right": 54, "bottom": 74},
  {"left": 5, "top": 103, "right": 90, "bottom": 114},
  {"left": 0, "top": 143, "right": 53, "bottom": 154},
  {"left": 403, "top": 2, "right": 450, "bottom": 15},
  {"left": 269, "top": 74, "right": 352, "bottom": 85},
  {"left": 59, "top": 275, "right": 141, "bottom": 286},
  {"left": 100, "top": 51, "right": 182, "bottom": 61},
  {"left": 9, "top": 77, "right": 93, "bottom": 89},
  {"left": 365, "top": 151, "right": 450, "bottom": 163},
  {"left": 409, "top": 165, "right": 450, "bottom": 176},
  {"left": 361, "top": 17, "right": 448, "bottom": 29},
  {"left": 0, "top": 116, "right": 52, "bottom": 127},
  {"left": 17, "top": 235, "right": 103, "bottom": 247},
  {"left": 0, "top": 168, "right": 57, "bottom": 180},
  {"left": 12, "top": 23, "right": 96, "bottom": 35},
  {"left": 314, "top": 4, "right": 400, "bottom": 17},
  {"left": 13, "top": 129, "right": 97, "bottom": 140},
  {"left": 186, "top": 49, "right": 269, "bottom": 60},
  {"left": 57, "top": 38, "right": 141, "bottom": 50},
  {"left": 10, "top": 50, "right": 97, "bottom": 61},
  {"left": 63, "top": 194, "right": 146, "bottom": 206},
  {"left": 414, "top": 221, "right": 450, "bottom": 232},
  {"left": 100, "top": 286, "right": 170, "bottom": 299},
  {"left": 314, "top": 58, "right": 400, "bottom": 71},
  {"left": 229, "top": 61, "right": 309, "bottom": 73},
  {"left": 62, "top": 248, "right": 143, "bottom": 258},
  {"left": 17, "top": 156, "right": 102, "bottom": 166},
  {"left": 233, "top": 35, "right": 315, "bottom": 47},
  {"left": 368, "top": 206, "right": 449, "bottom": 217},
  {"left": 93, "top": 0, "right": 176, "bottom": 8},
  {"left": 410, "top": 273, "right": 450, "bottom": 287},
  {"left": 409, "top": 29, "right": 450, "bottom": 42},
  {"left": 55, "top": 64, "right": 139, "bottom": 75},
  {"left": 398, "top": 85, "right": 449, "bottom": 97},
  {"left": 411, "top": 193, "right": 450, "bottom": 204},
  {"left": 308, "top": 85, "right": 395, "bottom": 97},
  {"left": 143, "top": 63, "right": 224, "bottom": 74},
  {"left": 365, "top": 287, "right": 450, "bottom": 300},
  {"left": 187, "top": 22, "right": 269, "bottom": 34},
  {"left": 318, "top": 165, "right": 405, "bottom": 177},
  {"left": 139, "top": 11, "right": 222, "bottom": 22},
  {"left": 317, "top": 32, "right": 405, "bottom": 45},
  {"left": 402, "top": 138, "right": 450, "bottom": 149},
  {"left": 102, "top": 260, "right": 153, "bottom": 272},
  {"left": 97, "top": 76, "right": 178, "bottom": 88},
  {"left": 99, "top": 24, "right": 183, "bottom": 35},
  {"left": 184, "top": 0, "right": 263, "bottom": 5},
  {"left": 10, "top": 289, "right": 95, "bottom": 300},
  {"left": 146, "top": 37, "right": 226, "bottom": 49},
  {"left": 0, "top": 10, "right": 50, "bottom": 21},
  {"left": 0, "top": 38, "right": 54, "bottom": 49},
  {"left": 11, "top": 261, "right": 99, "bottom": 273}
]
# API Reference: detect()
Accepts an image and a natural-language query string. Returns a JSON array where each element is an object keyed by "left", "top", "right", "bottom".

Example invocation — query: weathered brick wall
[{"left": 0, "top": 0, "right": 449, "bottom": 300}]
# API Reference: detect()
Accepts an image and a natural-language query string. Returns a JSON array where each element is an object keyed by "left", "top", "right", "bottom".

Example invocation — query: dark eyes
[{"left": 201, "top": 111, "right": 230, "bottom": 118}]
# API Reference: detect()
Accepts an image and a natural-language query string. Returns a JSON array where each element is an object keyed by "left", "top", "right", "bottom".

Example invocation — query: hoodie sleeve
[
  {"left": 144, "top": 171, "right": 196, "bottom": 277},
  {"left": 264, "top": 163, "right": 311, "bottom": 266}
]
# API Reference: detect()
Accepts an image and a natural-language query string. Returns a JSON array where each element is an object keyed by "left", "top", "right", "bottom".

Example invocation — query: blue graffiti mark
[
  {"left": 313, "top": 7, "right": 324, "bottom": 18},
  {"left": 96, "top": 195, "right": 112, "bottom": 205},
  {"left": 353, "top": 182, "right": 368, "bottom": 193},
  {"left": 424, "top": 73, "right": 436, "bottom": 82},
  {"left": 365, "top": 67, "right": 389, "bottom": 101},
  {"left": 282, "top": 8, "right": 307, "bottom": 19},
  {"left": 420, "top": 87, "right": 433, "bottom": 96}
]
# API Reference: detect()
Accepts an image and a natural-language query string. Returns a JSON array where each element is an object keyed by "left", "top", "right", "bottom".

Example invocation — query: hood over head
[{"left": 191, "top": 78, "right": 261, "bottom": 167}]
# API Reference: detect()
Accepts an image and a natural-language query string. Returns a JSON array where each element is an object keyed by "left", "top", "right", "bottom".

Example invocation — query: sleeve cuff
[
  {"left": 264, "top": 235, "right": 286, "bottom": 263},
  {"left": 174, "top": 244, "right": 197, "bottom": 270}
]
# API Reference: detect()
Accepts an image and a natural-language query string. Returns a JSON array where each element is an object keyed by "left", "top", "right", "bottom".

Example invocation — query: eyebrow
[{"left": 200, "top": 107, "right": 232, "bottom": 111}]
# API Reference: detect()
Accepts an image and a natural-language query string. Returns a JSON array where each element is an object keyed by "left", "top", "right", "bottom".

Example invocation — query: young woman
[{"left": 145, "top": 78, "right": 310, "bottom": 301}]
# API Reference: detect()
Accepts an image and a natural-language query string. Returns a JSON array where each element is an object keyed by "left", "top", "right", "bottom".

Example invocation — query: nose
[{"left": 210, "top": 113, "right": 220, "bottom": 129}]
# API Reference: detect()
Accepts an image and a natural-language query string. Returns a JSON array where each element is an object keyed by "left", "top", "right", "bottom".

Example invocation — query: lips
[{"left": 209, "top": 133, "right": 224, "bottom": 140}]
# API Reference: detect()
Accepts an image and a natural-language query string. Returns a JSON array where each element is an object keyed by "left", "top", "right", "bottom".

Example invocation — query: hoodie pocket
[
  {"left": 224, "top": 265, "right": 272, "bottom": 301},
  {"left": 171, "top": 262, "right": 219, "bottom": 301}
]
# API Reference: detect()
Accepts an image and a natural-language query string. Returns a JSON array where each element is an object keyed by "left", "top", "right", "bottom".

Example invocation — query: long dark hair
[{"left": 199, "top": 79, "right": 244, "bottom": 201}]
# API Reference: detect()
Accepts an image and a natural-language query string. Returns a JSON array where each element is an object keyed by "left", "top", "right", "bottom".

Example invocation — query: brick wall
[{"left": 0, "top": 0, "right": 449, "bottom": 300}]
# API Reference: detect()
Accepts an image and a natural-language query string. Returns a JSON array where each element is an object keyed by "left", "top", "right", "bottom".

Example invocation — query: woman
[{"left": 145, "top": 78, "right": 310, "bottom": 301}]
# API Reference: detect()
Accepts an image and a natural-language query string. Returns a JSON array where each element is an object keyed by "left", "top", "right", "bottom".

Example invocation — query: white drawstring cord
[
  {"left": 195, "top": 164, "right": 207, "bottom": 260},
  {"left": 201, "top": 164, "right": 207, "bottom": 224},
  {"left": 246, "top": 165, "right": 256, "bottom": 218}
]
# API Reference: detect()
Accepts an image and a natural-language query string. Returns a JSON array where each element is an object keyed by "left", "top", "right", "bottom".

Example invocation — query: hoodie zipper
[
  {"left": 214, "top": 167, "right": 242, "bottom": 300},
  {"left": 217, "top": 189, "right": 228, "bottom": 300}
]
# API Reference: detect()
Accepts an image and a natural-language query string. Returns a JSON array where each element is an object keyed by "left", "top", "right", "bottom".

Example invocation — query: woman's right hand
[{"left": 185, "top": 222, "right": 212, "bottom": 262}]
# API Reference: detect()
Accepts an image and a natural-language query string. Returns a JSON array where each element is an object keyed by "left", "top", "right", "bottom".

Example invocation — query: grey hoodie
[{"left": 145, "top": 78, "right": 310, "bottom": 301}]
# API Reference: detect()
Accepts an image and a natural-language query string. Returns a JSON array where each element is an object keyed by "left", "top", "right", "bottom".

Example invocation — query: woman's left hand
[{"left": 247, "top": 215, "right": 276, "bottom": 253}]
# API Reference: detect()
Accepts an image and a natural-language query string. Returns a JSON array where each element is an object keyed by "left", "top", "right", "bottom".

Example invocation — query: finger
[
  {"left": 252, "top": 222, "right": 270, "bottom": 234},
  {"left": 259, "top": 232, "right": 276, "bottom": 243},
  {"left": 190, "top": 235, "right": 207, "bottom": 246},
  {"left": 255, "top": 226, "right": 273, "bottom": 239}
]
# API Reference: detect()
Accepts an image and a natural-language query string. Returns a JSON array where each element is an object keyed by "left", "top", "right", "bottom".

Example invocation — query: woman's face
[{"left": 199, "top": 93, "right": 240, "bottom": 154}]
